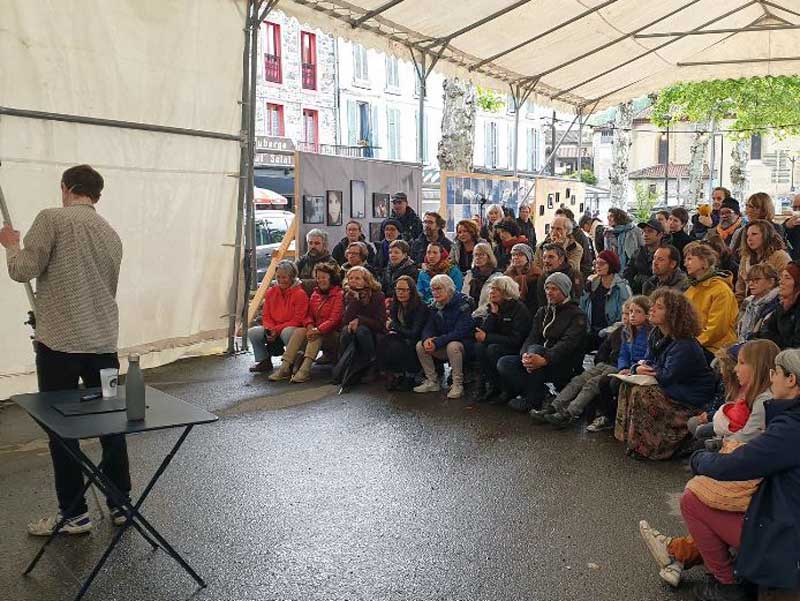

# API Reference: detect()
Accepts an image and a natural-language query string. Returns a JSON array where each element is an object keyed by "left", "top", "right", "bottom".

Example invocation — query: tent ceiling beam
[
  {"left": 469, "top": 0, "right": 621, "bottom": 72},
  {"left": 762, "top": 1, "right": 800, "bottom": 19},
  {"left": 420, "top": 0, "right": 531, "bottom": 50},
  {"left": 351, "top": 0, "right": 405, "bottom": 27},
  {"left": 538, "top": 112, "right": 581, "bottom": 175},
  {"left": 517, "top": 0, "right": 703, "bottom": 86},
  {"left": 635, "top": 23, "right": 800, "bottom": 37},
  {"left": 551, "top": 0, "right": 759, "bottom": 100},
  {"left": 678, "top": 55, "right": 800, "bottom": 66}
]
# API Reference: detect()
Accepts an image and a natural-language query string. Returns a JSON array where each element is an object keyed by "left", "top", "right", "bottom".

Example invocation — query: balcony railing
[
  {"left": 264, "top": 54, "right": 281, "bottom": 83},
  {"left": 302, "top": 62, "right": 316, "bottom": 90},
  {"left": 296, "top": 142, "right": 380, "bottom": 158}
]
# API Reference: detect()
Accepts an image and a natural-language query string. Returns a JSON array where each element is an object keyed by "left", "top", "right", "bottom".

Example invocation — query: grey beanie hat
[
  {"left": 511, "top": 243, "right": 533, "bottom": 264},
  {"left": 545, "top": 272, "right": 572, "bottom": 299}
]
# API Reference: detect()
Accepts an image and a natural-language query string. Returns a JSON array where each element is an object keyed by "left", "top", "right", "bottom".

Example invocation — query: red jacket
[
  {"left": 304, "top": 286, "right": 344, "bottom": 334},
  {"left": 262, "top": 283, "right": 309, "bottom": 334}
]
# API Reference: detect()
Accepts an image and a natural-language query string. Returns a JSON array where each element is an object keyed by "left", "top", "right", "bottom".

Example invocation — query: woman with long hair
[
  {"left": 683, "top": 242, "right": 738, "bottom": 356},
  {"left": 416, "top": 242, "right": 463, "bottom": 304},
  {"left": 480, "top": 203, "right": 505, "bottom": 250},
  {"left": 461, "top": 242, "right": 501, "bottom": 318},
  {"left": 615, "top": 288, "right": 715, "bottom": 460},
  {"left": 730, "top": 192, "right": 782, "bottom": 255},
  {"left": 504, "top": 242, "right": 538, "bottom": 314},
  {"left": 380, "top": 275, "right": 429, "bottom": 391},
  {"left": 451, "top": 219, "right": 485, "bottom": 275},
  {"left": 515, "top": 203, "right": 537, "bottom": 248},
  {"left": 734, "top": 219, "right": 791, "bottom": 302}
]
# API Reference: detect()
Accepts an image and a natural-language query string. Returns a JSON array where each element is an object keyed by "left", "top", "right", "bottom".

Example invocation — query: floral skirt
[{"left": 614, "top": 383, "right": 700, "bottom": 460}]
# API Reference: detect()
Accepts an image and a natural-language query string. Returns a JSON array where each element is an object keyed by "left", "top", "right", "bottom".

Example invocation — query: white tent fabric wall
[
  {"left": 0, "top": 1, "right": 245, "bottom": 398},
  {"left": 281, "top": 0, "right": 800, "bottom": 111}
]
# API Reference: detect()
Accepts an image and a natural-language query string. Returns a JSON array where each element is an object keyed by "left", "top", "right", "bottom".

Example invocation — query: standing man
[
  {"left": 642, "top": 245, "right": 690, "bottom": 296},
  {"left": 624, "top": 217, "right": 665, "bottom": 294},
  {"left": 410, "top": 211, "right": 452, "bottom": 264},
  {"left": 389, "top": 191, "right": 422, "bottom": 242},
  {"left": 1, "top": 165, "right": 131, "bottom": 535}
]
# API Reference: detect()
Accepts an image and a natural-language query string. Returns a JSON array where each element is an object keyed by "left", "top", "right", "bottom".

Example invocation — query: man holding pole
[{"left": 0, "top": 164, "right": 132, "bottom": 535}]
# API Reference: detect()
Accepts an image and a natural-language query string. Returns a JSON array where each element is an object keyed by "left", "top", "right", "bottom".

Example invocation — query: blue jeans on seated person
[{"left": 248, "top": 326, "right": 298, "bottom": 363}]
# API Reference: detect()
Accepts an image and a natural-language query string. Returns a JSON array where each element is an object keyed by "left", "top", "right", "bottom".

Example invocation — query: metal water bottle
[{"left": 125, "top": 354, "right": 146, "bottom": 421}]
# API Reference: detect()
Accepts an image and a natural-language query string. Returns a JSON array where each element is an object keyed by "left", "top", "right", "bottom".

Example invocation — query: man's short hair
[
  {"left": 552, "top": 215, "right": 573, "bottom": 234},
  {"left": 542, "top": 243, "right": 567, "bottom": 261},
  {"left": 423, "top": 211, "right": 446, "bottom": 230},
  {"left": 306, "top": 228, "right": 328, "bottom": 245},
  {"left": 62, "top": 164, "right": 104, "bottom": 202},
  {"left": 389, "top": 239, "right": 410, "bottom": 255},
  {"left": 555, "top": 207, "right": 575, "bottom": 221},
  {"left": 658, "top": 244, "right": 681, "bottom": 266},
  {"left": 712, "top": 186, "right": 731, "bottom": 199},
  {"left": 670, "top": 207, "right": 690, "bottom": 225}
]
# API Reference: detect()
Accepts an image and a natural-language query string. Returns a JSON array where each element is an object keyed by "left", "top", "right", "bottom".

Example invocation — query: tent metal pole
[
  {"left": 539, "top": 111, "right": 580, "bottom": 176},
  {"left": 0, "top": 180, "right": 36, "bottom": 312},
  {"left": 678, "top": 56, "right": 800, "bottom": 67},
  {"left": 228, "top": 0, "right": 254, "bottom": 354},
  {"left": 635, "top": 23, "right": 800, "bottom": 37},
  {"left": 351, "top": 0, "right": 406, "bottom": 27},
  {"left": 417, "top": 52, "right": 426, "bottom": 164},
  {"left": 247, "top": 8, "right": 260, "bottom": 290},
  {"left": 576, "top": 109, "right": 583, "bottom": 176},
  {"left": 509, "top": 82, "right": 534, "bottom": 177}
]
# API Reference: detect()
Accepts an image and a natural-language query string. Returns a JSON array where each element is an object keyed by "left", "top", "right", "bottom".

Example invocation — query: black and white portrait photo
[
  {"left": 303, "top": 195, "right": 325, "bottom": 224},
  {"left": 327, "top": 190, "right": 343, "bottom": 226}
]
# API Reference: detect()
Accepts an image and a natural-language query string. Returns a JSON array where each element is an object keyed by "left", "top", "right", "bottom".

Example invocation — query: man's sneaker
[
  {"left": 659, "top": 561, "right": 683, "bottom": 588},
  {"left": 413, "top": 379, "right": 440, "bottom": 393},
  {"left": 694, "top": 574, "right": 751, "bottom": 601},
  {"left": 544, "top": 411, "right": 578, "bottom": 429},
  {"left": 110, "top": 507, "right": 128, "bottom": 526},
  {"left": 27, "top": 513, "right": 93, "bottom": 536},
  {"left": 638, "top": 520, "right": 673, "bottom": 567},
  {"left": 529, "top": 405, "right": 556, "bottom": 423},
  {"left": 446, "top": 383, "right": 463, "bottom": 399},
  {"left": 508, "top": 395, "right": 533, "bottom": 412},
  {"left": 586, "top": 415, "right": 612, "bottom": 432}
]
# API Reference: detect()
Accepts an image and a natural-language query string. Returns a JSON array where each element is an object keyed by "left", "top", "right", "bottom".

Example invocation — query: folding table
[{"left": 12, "top": 385, "right": 218, "bottom": 601}]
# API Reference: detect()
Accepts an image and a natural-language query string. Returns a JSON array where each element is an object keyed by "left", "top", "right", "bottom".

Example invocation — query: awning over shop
[{"left": 282, "top": 0, "right": 800, "bottom": 111}]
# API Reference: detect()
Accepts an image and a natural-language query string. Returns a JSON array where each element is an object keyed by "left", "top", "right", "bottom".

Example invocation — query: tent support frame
[
  {"left": 409, "top": 44, "right": 445, "bottom": 164},
  {"left": 508, "top": 80, "right": 538, "bottom": 176}
]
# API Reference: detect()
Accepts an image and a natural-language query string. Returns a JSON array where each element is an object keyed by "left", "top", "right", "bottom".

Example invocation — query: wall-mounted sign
[
  {"left": 254, "top": 152, "right": 294, "bottom": 167},
  {"left": 256, "top": 136, "right": 295, "bottom": 153}
]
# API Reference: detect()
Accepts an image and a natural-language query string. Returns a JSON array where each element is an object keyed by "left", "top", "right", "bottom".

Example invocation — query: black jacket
[
  {"left": 515, "top": 218, "right": 537, "bottom": 249},
  {"left": 641, "top": 268, "right": 691, "bottom": 296},
  {"left": 595, "top": 323, "right": 623, "bottom": 366},
  {"left": 410, "top": 231, "right": 453, "bottom": 265},
  {"left": 691, "top": 398, "right": 800, "bottom": 589},
  {"left": 623, "top": 245, "right": 656, "bottom": 294},
  {"left": 332, "top": 236, "right": 377, "bottom": 266},
  {"left": 380, "top": 257, "right": 419, "bottom": 296},
  {"left": 392, "top": 207, "right": 423, "bottom": 242},
  {"left": 523, "top": 300, "right": 587, "bottom": 368},
  {"left": 665, "top": 229, "right": 692, "bottom": 259},
  {"left": 388, "top": 300, "right": 429, "bottom": 344},
  {"left": 755, "top": 298, "right": 800, "bottom": 349},
  {"left": 296, "top": 252, "right": 338, "bottom": 281},
  {"left": 480, "top": 299, "right": 532, "bottom": 351}
]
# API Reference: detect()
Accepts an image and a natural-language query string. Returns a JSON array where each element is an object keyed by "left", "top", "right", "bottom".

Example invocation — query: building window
[
  {"left": 353, "top": 43, "right": 369, "bottom": 84},
  {"left": 600, "top": 128, "right": 613, "bottom": 144},
  {"left": 507, "top": 123, "right": 514, "bottom": 168},
  {"left": 525, "top": 100, "right": 536, "bottom": 117},
  {"left": 265, "top": 103, "right": 284, "bottom": 136},
  {"left": 658, "top": 136, "right": 668, "bottom": 164},
  {"left": 385, "top": 55, "right": 400, "bottom": 91},
  {"left": 386, "top": 107, "right": 400, "bottom": 160},
  {"left": 506, "top": 94, "right": 516, "bottom": 114},
  {"left": 300, "top": 32, "right": 317, "bottom": 90},
  {"left": 485, "top": 122, "right": 498, "bottom": 168},
  {"left": 303, "top": 109, "right": 319, "bottom": 150},
  {"left": 415, "top": 110, "right": 429, "bottom": 163},
  {"left": 263, "top": 22, "right": 282, "bottom": 84},
  {"left": 347, "top": 100, "right": 377, "bottom": 157},
  {"left": 526, "top": 127, "right": 540, "bottom": 171},
  {"left": 751, "top": 134, "right": 762, "bottom": 160}
]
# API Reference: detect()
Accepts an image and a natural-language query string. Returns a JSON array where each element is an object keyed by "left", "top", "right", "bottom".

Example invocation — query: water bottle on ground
[{"left": 126, "top": 354, "right": 146, "bottom": 421}]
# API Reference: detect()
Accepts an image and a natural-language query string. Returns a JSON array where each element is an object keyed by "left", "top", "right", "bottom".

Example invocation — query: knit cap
[
  {"left": 596, "top": 249, "right": 621, "bottom": 274},
  {"left": 545, "top": 272, "right": 572, "bottom": 299},
  {"left": 721, "top": 198, "right": 741, "bottom": 215},
  {"left": 511, "top": 243, "right": 533, "bottom": 264}
]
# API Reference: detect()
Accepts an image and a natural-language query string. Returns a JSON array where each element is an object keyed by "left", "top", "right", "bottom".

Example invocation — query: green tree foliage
[
  {"left": 651, "top": 76, "right": 800, "bottom": 138},
  {"left": 570, "top": 169, "right": 598, "bottom": 185},
  {"left": 633, "top": 182, "right": 659, "bottom": 221},
  {"left": 476, "top": 86, "right": 505, "bottom": 113}
]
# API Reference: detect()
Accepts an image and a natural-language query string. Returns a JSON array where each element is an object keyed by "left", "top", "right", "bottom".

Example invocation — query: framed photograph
[
  {"left": 545, "top": 223, "right": 551, "bottom": 235},
  {"left": 547, "top": 193, "right": 554, "bottom": 209},
  {"left": 369, "top": 222, "right": 382, "bottom": 243},
  {"left": 303, "top": 195, "right": 325, "bottom": 224},
  {"left": 372, "top": 192, "right": 389, "bottom": 219},
  {"left": 326, "top": 190, "right": 343, "bottom": 226},
  {"left": 350, "top": 180, "right": 366, "bottom": 219},
  {"left": 579, "top": 203, "right": 584, "bottom": 213},
  {"left": 539, "top": 204, "right": 545, "bottom": 216}
]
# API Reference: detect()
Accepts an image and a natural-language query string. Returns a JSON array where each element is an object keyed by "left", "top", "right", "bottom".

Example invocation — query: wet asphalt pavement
[{"left": 0, "top": 353, "right": 701, "bottom": 600}]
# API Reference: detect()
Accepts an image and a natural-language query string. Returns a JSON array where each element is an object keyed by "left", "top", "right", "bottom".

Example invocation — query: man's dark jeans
[
  {"left": 35, "top": 343, "right": 131, "bottom": 518},
  {"left": 475, "top": 342, "right": 518, "bottom": 387},
  {"left": 496, "top": 354, "right": 580, "bottom": 409}
]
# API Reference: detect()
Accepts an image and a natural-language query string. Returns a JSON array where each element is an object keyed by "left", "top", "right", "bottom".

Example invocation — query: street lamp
[
  {"left": 789, "top": 153, "right": 799, "bottom": 192},
  {"left": 661, "top": 119, "right": 671, "bottom": 205}
]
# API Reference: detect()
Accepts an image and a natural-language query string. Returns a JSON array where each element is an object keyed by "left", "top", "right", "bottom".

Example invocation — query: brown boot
[
  {"left": 268, "top": 357, "right": 292, "bottom": 381},
  {"left": 290, "top": 356, "right": 314, "bottom": 383},
  {"left": 249, "top": 359, "right": 272, "bottom": 373}
]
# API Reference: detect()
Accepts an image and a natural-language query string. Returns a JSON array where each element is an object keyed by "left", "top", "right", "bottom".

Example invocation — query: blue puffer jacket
[
  {"left": 422, "top": 292, "right": 475, "bottom": 353},
  {"left": 417, "top": 265, "right": 463, "bottom": 305},
  {"left": 580, "top": 274, "right": 632, "bottom": 331},
  {"left": 636, "top": 333, "right": 715, "bottom": 408},
  {"left": 691, "top": 398, "right": 800, "bottom": 590},
  {"left": 617, "top": 324, "right": 651, "bottom": 370}
]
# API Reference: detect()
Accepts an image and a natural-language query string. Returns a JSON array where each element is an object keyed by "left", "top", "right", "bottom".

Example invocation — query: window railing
[
  {"left": 264, "top": 54, "right": 281, "bottom": 83},
  {"left": 302, "top": 62, "right": 316, "bottom": 90}
]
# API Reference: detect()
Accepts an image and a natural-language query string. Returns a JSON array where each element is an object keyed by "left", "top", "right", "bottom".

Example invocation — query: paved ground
[{"left": 0, "top": 354, "right": 703, "bottom": 601}]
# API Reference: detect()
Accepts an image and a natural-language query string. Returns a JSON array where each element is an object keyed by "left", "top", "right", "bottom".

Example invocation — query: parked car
[{"left": 255, "top": 210, "right": 295, "bottom": 285}]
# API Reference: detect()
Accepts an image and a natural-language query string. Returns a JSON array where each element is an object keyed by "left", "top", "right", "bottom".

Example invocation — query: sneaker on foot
[
  {"left": 508, "top": 395, "right": 533, "bottom": 412},
  {"left": 659, "top": 561, "right": 683, "bottom": 588},
  {"left": 543, "top": 411, "right": 578, "bottom": 429},
  {"left": 586, "top": 415, "right": 612, "bottom": 432},
  {"left": 694, "top": 574, "right": 751, "bottom": 601},
  {"left": 110, "top": 507, "right": 128, "bottom": 527},
  {"left": 413, "top": 379, "right": 440, "bottom": 393},
  {"left": 27, "top": 513, "right": 93, "bottom": 536},
  {"left": 639, "top": 520, "right": 673, "bottom": 568},
  {"left": 446, "top": 383, "right": 463, "bottom": 399}
]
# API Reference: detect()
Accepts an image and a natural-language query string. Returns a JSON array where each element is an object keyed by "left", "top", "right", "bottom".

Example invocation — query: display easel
[{"left": 245, "top": 214, "right": 297, "bottom": 327}]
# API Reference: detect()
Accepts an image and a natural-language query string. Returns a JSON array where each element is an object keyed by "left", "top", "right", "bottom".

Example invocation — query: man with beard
[
  {"left": 532, "top": 244, "right": 582, "bottom": 312},
  {"left": 556, "top": 207, "right": 593, "bottom": 277},
  {"left": 532, "top": 215, "right": 583, "bottom": 276},
  {"left": 296, "top": 228, "right": 338, "bottom": 294},
  {"left": 410, "top": 211, "right": 452, "bottom": 264},
  {"left": 642, "top": 244, "right": 690, "bottom": 296},
  {"left": 711, "top": 198, "right": 743, "bottom": 247},
  {"left": 624, "top": 217, "right": 665, "bottom": 294},
  {"left": 389, "top": 191, "right": 423, "bottom": 242}
]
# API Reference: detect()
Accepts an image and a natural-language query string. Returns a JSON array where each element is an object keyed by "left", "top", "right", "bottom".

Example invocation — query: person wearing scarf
[
  {"left": 374, "top": 218, "right": 403, "bottom": 277},
  {"left": 684, "top": 241, "right": 738, "bottom": 358},
  {"left": 462, "top": 242, "right": 501, "bottom": 319},
  {"left": 603, "top": 208, "right": 644, "bottom": 272},
  {"left": 380, "top": 239, "right": 419, "bottom": 296},
  {"left": 480, "top": 203, "right": 505, "bottom": 251},
  {"left": 416, "top": 242, "right": 463, "bottom": 304},
  {"left": 754, "top": 261, "right": 800, "bottom": 348},
  {"left": 451, "top": 218, "right": 486, "bottom": 274},
  {"left": 736, "top": 263, "right": 779, "bottom": 342},
  {"left": 505, "top": 243, "right": 538, "bottom": 314},
  {"left": 714, "top": 198, "right": 743, "bottom": 245},
  {"left": 494, "top": 220, "right": 529, "bottom": 271}
]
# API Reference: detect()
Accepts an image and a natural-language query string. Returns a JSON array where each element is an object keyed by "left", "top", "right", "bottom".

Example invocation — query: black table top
[{"left": 12, "top": 386, "right": 217, "bottom": 439}]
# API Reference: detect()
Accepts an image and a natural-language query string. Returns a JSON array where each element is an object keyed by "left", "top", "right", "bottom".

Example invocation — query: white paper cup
[{"left": 100, "top": 368, "right": 119, "bottom": 399}]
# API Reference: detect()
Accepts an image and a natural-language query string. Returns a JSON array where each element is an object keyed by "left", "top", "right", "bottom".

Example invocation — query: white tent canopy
[
  {"left": 282, "top": 0, "right": 800, "bottom": 111},
  {"left": 0, "top": 1, "right": 245, "bottom": 397}
]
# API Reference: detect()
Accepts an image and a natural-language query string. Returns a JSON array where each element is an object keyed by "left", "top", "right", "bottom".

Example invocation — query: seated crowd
[{"left": 247, "top": 188, "right": 800, "bottom": 601}]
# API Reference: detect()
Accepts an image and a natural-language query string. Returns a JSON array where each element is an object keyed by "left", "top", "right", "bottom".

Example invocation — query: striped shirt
[{"left": 6, "top": 204, "right": 122, "bottom": 354}]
